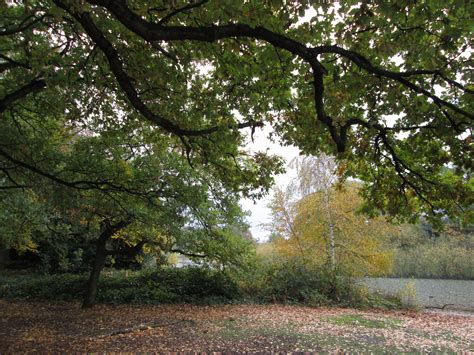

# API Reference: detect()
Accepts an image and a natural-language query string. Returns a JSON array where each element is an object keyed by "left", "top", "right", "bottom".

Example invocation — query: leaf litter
[{"left": 0, "top": 300, "right": 472, "bottom": 352}]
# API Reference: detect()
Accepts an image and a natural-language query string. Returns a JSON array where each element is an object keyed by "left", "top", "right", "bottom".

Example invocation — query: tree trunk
[
  {"left": 0, "top": 244, "right": 9, "bottom": 270},
  {"left": 324, "top": 190, "right": 336, "bottom": 270},
  {"left": 82, "top": 219, "right": 131, "bottom": 308},
  {"left": 322, "top": 190, "right": 339, "bottom": 299},
  {"left": 82, "top": 233, "right": 108, "bottom": 308}
]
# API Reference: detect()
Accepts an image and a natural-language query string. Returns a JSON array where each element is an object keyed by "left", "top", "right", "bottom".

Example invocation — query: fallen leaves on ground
[{"left": 0, "top": 300, "right": 472, "bottom": 352}]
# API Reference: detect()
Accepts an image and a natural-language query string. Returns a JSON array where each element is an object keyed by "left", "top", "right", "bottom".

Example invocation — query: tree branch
[
  {"left": 82, "top": 0, "right": 474, "bottom": 154},
  {"left": 312, "top": 45, "right": 473, "bottom": 120},
  {"left": 54, "top": 0, "right": 263, "bottom": 138},
  {"left": 0, "top": 146, "right": 165, "bottom": 198},
  {"left": 105, "top": 240, "right": 145, "bottom": 256},
  {"left": 158, "top": 0, "right": 209, "bottom": 25},
  {"left": 5, "top": 1, "right": 469, "bottom": 158},
  {"left": 0, "top": 79, "right": 46, "bottom": 113},
  {"left": 98, "top": 219, "right": 133, "bottom": 244},
  {"left": 0, "top": 14, "right": 49, "bottom": 36},
  {"left": 0, "top": 54, "right": 31, "bottom": 72}
]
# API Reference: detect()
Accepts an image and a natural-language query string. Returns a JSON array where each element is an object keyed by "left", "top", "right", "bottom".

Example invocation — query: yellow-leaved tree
[{"left": 267, "top": 154, "right": 397, "bottom": 277}]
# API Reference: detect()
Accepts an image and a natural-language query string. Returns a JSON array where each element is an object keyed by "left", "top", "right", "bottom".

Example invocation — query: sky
[{"left": 240, "top": 125, "right": 300, "bottom": 242}]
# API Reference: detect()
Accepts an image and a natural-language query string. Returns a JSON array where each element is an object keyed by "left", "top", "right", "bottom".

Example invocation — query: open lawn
[{"left": 0, "top": 300, "right": 472, "bottom": 353}]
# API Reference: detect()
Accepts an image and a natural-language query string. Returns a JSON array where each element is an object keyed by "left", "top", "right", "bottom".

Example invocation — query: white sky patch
[
  {"left": 241, "top": 124, "right": 300, "bottom": 242},
  {"left": 197, "top": 62, "right": 214, "bottom": 75},
  {"left": 382, "top": 114, "right": 399, "bottom": 128},
  {"left": 389, "top": 54, "right": 404, "bottom": 66}
]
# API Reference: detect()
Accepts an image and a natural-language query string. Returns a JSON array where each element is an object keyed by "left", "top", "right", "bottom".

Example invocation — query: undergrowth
[{"left": 0, "top": 265, "right": 404, "bottom": 309}]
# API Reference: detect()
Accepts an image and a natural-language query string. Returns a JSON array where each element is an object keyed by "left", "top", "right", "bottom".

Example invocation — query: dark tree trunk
[
  {"left": 0, "top": 244, "right": 9, "bottom": 269},
  {"left": 82, "top": 219, "right": 131, "bottom": 308},
  {"left": 82, "top": 235, "right": 107, "bottom": 308}
]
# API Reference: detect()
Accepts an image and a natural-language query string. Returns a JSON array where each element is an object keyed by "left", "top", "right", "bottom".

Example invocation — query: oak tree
[
  {"left": 1, "top": 1, "right": 473, "bottom": 305},
  {"left": 0, "top": 108, "right": 260, "bottom": 307},
  {"left": 1, "top": 0, "right": 472, "bottom": 224}
]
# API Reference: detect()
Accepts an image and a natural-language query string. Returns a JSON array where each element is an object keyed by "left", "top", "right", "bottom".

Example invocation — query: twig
[{"left": 93, "top": 319, "right": 196, "bottom": 339}]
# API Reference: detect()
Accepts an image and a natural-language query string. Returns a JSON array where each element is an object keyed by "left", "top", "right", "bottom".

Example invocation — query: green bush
[
  {"left": 0, "top": 267, "right": 241, "bottom": 304},
  {"left": 0, "top": 273, "right": 85, "bottom": 301},
  {"left": 236, "top": 258, "right": 402, "bottom": 309},
  {"left": 0, "top": 263, "right": 401, "bottom": 309},
  {"left": 256, "top": 261, "right": 339, "bottom": 304}
]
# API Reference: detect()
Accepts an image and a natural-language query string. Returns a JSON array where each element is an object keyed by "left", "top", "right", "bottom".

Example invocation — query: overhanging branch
[
  {"left": 54, "top": 0, "right": 264, "bottom": 138},
  {"left": 0, "top": 79, "right": 46, "bottom": 114}
]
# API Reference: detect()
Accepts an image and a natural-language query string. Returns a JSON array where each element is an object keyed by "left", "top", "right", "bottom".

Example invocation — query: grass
[
  {"left": 207, "top": 317, "right": 406, "bottom": 352},
  {"left": 327, "top": 313, "right": 404, "bottom": 329},
  {"left": 221, "top": 323, "right": 452, "bottom": 352}
]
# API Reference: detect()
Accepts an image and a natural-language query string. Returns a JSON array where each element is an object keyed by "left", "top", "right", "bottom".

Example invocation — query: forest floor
[{"left": 0, "top": 300, "right": 472, "bottom": 353}]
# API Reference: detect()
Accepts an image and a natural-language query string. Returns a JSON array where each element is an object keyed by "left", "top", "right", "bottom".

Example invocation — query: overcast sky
[{"left": 240, "top": 125, "right": 300, "bottom": 242}]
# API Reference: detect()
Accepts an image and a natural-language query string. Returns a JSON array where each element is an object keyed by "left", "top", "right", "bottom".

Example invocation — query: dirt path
[{"left": 0, "top": 300, "right": 472, "bottom": 352}]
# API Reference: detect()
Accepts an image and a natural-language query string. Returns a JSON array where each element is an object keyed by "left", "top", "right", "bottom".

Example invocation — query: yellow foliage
[
  {"left": 271, "top": 183, "right": 397, "bottom": 276},
  {"left": 256, "top": 242, "right": 276, "bottom": 257},
  {"left": 13, "top": 238, "right": 38, "bottom": 254},
  {"left": 167, "top": 253, "right": 178, "bottom": 266}
]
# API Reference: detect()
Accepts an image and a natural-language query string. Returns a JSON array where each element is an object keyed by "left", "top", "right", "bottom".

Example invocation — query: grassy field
[{"left": 0, "top": 300, "right": 472, "bottom": 352}]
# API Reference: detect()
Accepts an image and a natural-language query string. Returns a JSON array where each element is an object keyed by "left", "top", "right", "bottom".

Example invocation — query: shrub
[
  {"left": 0, "top": 264, "right": 402, "bottom": 309},
  {"left": 0, "top": 273, "right": 85, "bottom": 301},
  {"left": 234, "top": 256, "right": 404, "bottom": 309},
  {"left": 238, "top": 258, "right": 357, "bottom": 307},
  {"left": 0, "top": 267, "right": 241, "bottom": 305}
]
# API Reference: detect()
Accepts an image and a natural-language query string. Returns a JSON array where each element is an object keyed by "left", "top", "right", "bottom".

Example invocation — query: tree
[
  {"left": 0, "top": 105, "right": 260, "bottom": 307},
  {"left": 268, "top": 181, "right": 396, "bottom": 277},
  {"left": 290, "top": 154, "right": 339, "bottom": 269},
  {"left": 1, "top": 1, "right": 472, "bottom": 224}
]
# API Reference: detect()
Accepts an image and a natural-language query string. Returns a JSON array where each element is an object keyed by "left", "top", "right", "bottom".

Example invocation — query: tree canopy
[
  {"left": 0, "top": 105, "right": 258, "bottom": 306},
  {"left": 1, "top": 1, "right": 473, "bottom": 223}
]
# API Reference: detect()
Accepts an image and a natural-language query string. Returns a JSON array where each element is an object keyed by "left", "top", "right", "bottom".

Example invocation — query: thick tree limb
[
  {"left": 83, "top": 0, "right": 473, "bottom": 151},
  {"left": 54, "top": 0, "right": 264, "bottom": 138},
  {"left": 105, "top": 240, "right": 146, "bottom": 256},
  {"left": 30, "top": 0, "right": 471, "bottom": 214},
  {"left": 94, "top": 319, "right": 195, "bottom": 339},
  {"left": 0, "top": 79, "right": 46, "bottom": 114},
  {"left": 98, "top": 219, "right": 133, "bottom": 243}
]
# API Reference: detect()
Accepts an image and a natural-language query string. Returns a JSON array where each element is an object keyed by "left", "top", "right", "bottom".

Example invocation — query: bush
[
  {"left": 0, "top": 267, "right": 241, "bottom": 304},
  {"left": 0, "top": 273, "right": 85, "bottom": 301},
  {"left": 237, "top": 258, "right": 402, "bottom": 309},
  {"left": 0, "top": 263, "right": 402, "bottom": 309},
  {"left": 95, "top": 267, "right": 241, "bottom": 304},
  {"left": 257, "top": 261, "right": 339, "bottom": 304}
]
